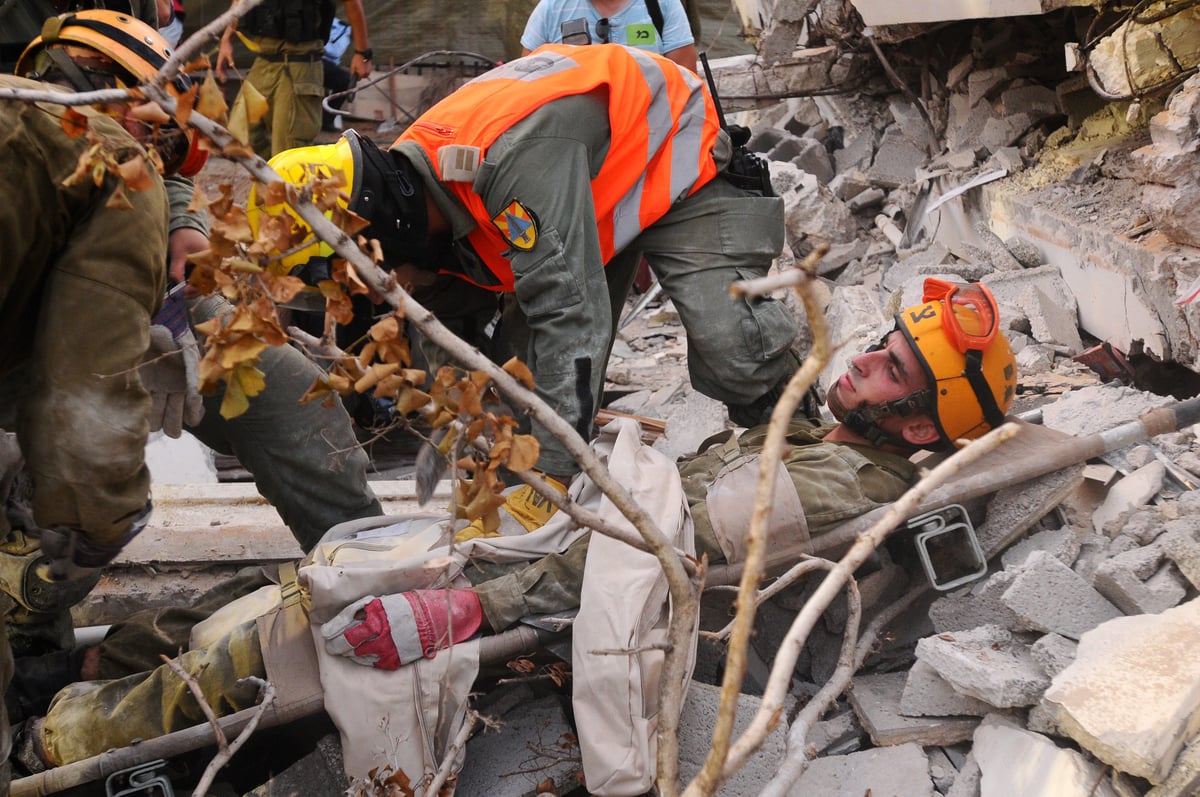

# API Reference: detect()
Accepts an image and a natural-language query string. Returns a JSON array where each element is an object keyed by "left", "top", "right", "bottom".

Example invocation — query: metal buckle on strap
[
  {"left": 908, "top": 504, "right": 988, "bottom": 591},
  {"left": 106, "top": 759, "right": 174, "bottom": 797},
  {"left": 278, "top": 561, "right": 302, "bottom": 607}
]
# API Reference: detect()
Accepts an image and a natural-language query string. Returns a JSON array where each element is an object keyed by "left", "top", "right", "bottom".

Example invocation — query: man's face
[{"left": 827, "top": 330, "right": 930, "bottom": 424}]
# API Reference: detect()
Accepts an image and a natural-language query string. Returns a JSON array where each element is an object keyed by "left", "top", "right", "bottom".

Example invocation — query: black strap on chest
[{"left": 644, "top": 0, "right": 664, "bottom": 38}]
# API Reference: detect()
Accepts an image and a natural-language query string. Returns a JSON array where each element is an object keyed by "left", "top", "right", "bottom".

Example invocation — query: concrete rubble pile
[{"left": 56, "top": 8, "right": 1200, "bottom": 796}]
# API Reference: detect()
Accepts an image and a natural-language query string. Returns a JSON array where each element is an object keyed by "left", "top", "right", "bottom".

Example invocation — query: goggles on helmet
[{"left": 922, "top": 278, "right": 999, "bottom": 355}]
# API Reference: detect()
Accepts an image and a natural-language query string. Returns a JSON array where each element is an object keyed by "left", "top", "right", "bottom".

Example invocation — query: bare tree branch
[
  {"left": 425, "top": 708, "right": 481, "bottom": 796},
  {"left": 718, "top": 422, "right": 1018, "bottom": 782},
  {"left": 682, "top": 246, "right": 830, "bottom": 797}
]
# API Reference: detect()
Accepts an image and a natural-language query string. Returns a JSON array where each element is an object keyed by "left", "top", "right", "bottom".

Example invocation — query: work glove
[
  {"left": 37, "top": 503, "right": 151, "bottom": 585},
  {"left": 320, "top": 589, "right": 483, "bottom": 671},
  {"left": 454, "top": 476, "right": 567, "bottom": 543},
  {"left": 142, "top": 290, "right": 205, "bottom": 438}
]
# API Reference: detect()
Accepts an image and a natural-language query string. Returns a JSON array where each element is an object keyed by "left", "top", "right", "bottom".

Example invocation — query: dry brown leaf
[
  {"left": 196, "top": 72, "right": 228, "bottom": 124},
  {"left": 59, "top": 107, "right": 89, "bottom": 138},
  {"left": 116, "top": 156, "right": 155, "bottom": 191}
]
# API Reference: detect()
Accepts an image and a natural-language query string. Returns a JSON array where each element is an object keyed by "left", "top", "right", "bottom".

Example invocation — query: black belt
[{"left": 256, "top": 50, "right": 323, "bottom": 63}]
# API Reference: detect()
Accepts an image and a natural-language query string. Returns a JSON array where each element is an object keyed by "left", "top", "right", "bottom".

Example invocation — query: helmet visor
[{"left": 922, "top": 278, "right": 999, "bottom": 353}]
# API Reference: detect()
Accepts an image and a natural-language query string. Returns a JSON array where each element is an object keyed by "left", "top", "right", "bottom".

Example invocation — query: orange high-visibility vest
[{"left": 394, "top": 44, "right": 722, "bottom": 292}]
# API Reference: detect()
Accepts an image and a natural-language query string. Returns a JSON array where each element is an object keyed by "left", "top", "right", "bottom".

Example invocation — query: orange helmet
[
  {"left": 897, "top": 279, "right": 1017, "bottom": 447},
  {"left": 15, "top": 10, "right": 208, "bottom": 176},
  {"left": 833, "top": 278, "right": 1017, "bottom": 450}
]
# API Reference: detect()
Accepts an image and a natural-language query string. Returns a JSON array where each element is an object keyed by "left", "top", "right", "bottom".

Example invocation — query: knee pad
[{"left": 0, "top": 539, "right": 100, "bottom": 615}]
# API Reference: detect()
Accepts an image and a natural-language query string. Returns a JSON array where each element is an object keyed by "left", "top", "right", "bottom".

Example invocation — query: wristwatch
[{"left": 355, "top": 48, "right": 373, "bottom": 61}]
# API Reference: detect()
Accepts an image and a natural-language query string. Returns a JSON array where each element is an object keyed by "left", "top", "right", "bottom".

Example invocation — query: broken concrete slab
[
  {"left": 946, "top": 751, "right": 982, "bottom": 797},
  {"left": 927, "top": 746, "right": 959, "bottom": 793},
  {"left": 1000, "top": 527, "right": 1082, "bottom": 570},
  {"left": 1000, "top": 551, "right": 1122, "bottom": 640},
  {"left": 677, "top": 680, "right": 787, "bottom": 794},
  {"left": 1030, "top": 633, "right": 1078, "bottom": 679},
  {"left": 1092, "top": 462, "right": 1167, "bottom": 536},
  {"left": 929, "top": 570, "right": 1023, "bottom": 635},
  {"left": 1094, "top": 544, "right": 1188, "bottom": 617},
  {"left": 916, "top": 625, "right": 1050, "bottom": 708},
  {"left": 867, "top": 125, "right": 929, "bottom": 188},
  {"left": 789, "top": 741, "right": 934, "bottom": 796},
  {"left": 1147, "top": 735, "right": 1200, "bottom": 797},
  {"left": 849, "top": 671, "right": 981, "bottom": 746},
  {"left": 1044, "top": 597, "right": 1200, "bottom": 784},
  {"left": 901, "top": 660, "right": 994, "bottom": 718},
  {"left": 972, "top": 718, "right": 1119, "bottom": 797}
]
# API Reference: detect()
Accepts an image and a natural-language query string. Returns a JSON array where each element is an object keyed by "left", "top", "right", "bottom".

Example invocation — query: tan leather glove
[{"left": 141, "top": 324, "right": 205, "bottom": 438}]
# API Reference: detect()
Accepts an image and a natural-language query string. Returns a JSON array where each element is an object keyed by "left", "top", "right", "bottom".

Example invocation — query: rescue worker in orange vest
[{"left": 251, "top": 43, "right": 805, "bottom": 485}]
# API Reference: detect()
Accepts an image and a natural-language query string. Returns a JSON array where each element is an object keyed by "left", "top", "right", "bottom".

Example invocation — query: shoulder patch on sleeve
[
  {"left": 437, "top": 145, "right": 481, "bottom": 182},
  {"left": 492, "top": 199, "right": 538, "bottom": 250}
]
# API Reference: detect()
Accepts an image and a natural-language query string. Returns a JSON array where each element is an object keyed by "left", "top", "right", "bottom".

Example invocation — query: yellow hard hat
[
  {"left": 247, "top": 134, "right": 360, "bottom": 275},
  {"left": 247, "top": 129, "right": 430, "bottom": 280},
  {"left": 896, "top": 278, "right": 1017, "bottom": 447},
  {"left": 16, "top": 9, "right": 207, "bottom": 176}
]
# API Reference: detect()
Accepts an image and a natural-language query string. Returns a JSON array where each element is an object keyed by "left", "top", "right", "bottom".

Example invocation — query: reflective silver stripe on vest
[
  {"left": 466, "top": 49, "right": 581, "bottom": 86},
  {"left": 610, "top": 48, "right": 710, "bottom": 253}
]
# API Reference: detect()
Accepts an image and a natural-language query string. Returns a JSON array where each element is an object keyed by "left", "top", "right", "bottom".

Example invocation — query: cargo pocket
[
  {"left": 288, "top": 72, "right": 325, "bottom": 148},
  {"left": 511, "top": 228, "right": 584, "bottom": 319},
  {"left": 735, "top": 268, "right": 798, "bottom": 362}
]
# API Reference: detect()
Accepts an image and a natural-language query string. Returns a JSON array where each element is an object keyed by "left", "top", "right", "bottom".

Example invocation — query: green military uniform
[
  {"left": 35, "top": 419, "right": 915, "bottom": 766},
  {"left": 231, "top": 34, "right": 325, "bottom": 157},
  {"left": 394, "top": 92, "right": 799, "bottom": 479},
  {"left": 0, "top": 74, "right": 169, "bottom": 789},
  {"left": 186, "top": 296, "right": 382, "bottom": 551}
]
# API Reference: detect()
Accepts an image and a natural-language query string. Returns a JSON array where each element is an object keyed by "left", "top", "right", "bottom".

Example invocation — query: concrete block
[
  {"left": 973, "top": 718, "right": 1119, "bottom": 797},
  {"left": 747, "top": 127, "right": 786, "bottom": 154},
  {"left": 1093, "top": 463, "right": 1166, "bottom": 537},
  {"left": 650, "top": 388, "right": 730, "bottom": 464},
  {"left": 788, "top": 138, "right": 835, "bottom": 185},
  {"left": 900, "top": 660, "right": 994, "bottom": 718},
  {"left": 974, "top": 465, "right": 1085, "bottom": 559},
  {"left": 808, "top": 708, "right": 864, "bottom": 757},
  {"left": 999, "top": 84, "right": 1061, "bottom": 123},
  {"left": 833, "top": 128, "right": 879, "bottom": 175},
  {"left": 849, "top": 671, "right": 981, "bottom": 747},
  {"left": 1004, "top": 235, "right": 1044, "bottom": 268},
  {"left": 1159, "top": 518, "right": 1200, "bottom": 588},
  {"left": 946, "top": 752, "right": 982, "bottom": 797},
  {"left": 1095, "top": 550, "right": 1188, "bottom": 617},
  {"left": 1001, "top": 527, "right": 1083, "bottom": 570},
  {"left": 928, "top": 746, "right": 959, "bottom": 793},
  {"left": 783, "top": 177, "right": 857, "bottom": 255},
  {"left": 1121, "top": 507, "right": 1169, "bottom": 546},
  {"left": 929, "top": 571, "right": 1023, "bottom": 635},
  {"left": 1025, "top": 700, "right": 1062, "bottom": 737},
  {"left": 790, "top": 742, "right": 934, "bottom": 796},
  {"left": 1146, "top": 734, "right": 1200, "bottom": 797},
  {"left": 888, "top": 95, "right": 933, "bottom": 149},
  {"left": 1030, "top": 633, "right": 1078, "bottom": 679},
  {"left": 457, "top": 695, "right": 582, "bottom": 797},
  {"left": 677, "top": 681, "right": 787, "bottom": 795},
  {"left": 916, "top": 625, "right": 1050, "bottom": 708},
  {"left": 1021, "top": 284, "right": 1084, "bottom": 354},
  {"left": 867, "top": 125, "right": 928, "bottom": 188},
  {"left": 946, "top": 92, "right": 997, "bottom": 155},
  {"left": 980, "top": 112, "right": 1033, "bottom": 155},
  {"left": 1044, "top": 597, "right": 1200, "bottom": 784},
  {"left": 1043, "top": 387, "right": 1175, "bottom": 439},
  {"left": 986, "top": 146, "right": 1025, "bottom": 174},
  {"left": 1001, "top": 551, "right": 1122, "bottom": 640}
]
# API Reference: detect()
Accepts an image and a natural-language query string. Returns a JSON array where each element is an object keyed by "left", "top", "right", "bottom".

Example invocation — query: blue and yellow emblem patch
[{"left": 492, "top": 199, "right": 538, "bottom": 251}]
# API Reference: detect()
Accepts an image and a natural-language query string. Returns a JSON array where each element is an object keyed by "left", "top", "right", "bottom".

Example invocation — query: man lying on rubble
[
  {"left": 12, "top": 279, "right": 1017, "bottom": 775},
  {"left": 1, "top": 11, "right": 383, "bottom": 727}
]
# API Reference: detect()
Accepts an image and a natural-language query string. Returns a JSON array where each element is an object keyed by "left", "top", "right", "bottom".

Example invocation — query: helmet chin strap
[{"left": 829, "top": 383, "right": 934, "bottom": 450}]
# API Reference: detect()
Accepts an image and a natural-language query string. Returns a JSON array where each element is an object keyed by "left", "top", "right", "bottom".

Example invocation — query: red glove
[{"left": 320, "top": 589, "right": 484, "bottom": 670}]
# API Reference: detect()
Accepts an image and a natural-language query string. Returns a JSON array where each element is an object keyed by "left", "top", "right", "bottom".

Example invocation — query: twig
[
  {"left": 759, "top": 579, "right": 860, "bottom": 796},
  {"left": 159, "top": 658, "right": 275, "bottom": 797},
  {"left": 589, "top": 642, "right": 671, "bottom": 656},
  {"left": 718, "top": 423, "right": 1018, "bottom": 782},
  {"left": 682, "top": 246, "right": 830, "bottom": 797},
  {"left": 425, "top": 708, "right": 481, "bottom": 796},
  {"left": 701, "top": 559, "right": 832, "bottom": 642}
]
